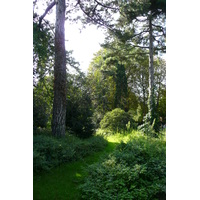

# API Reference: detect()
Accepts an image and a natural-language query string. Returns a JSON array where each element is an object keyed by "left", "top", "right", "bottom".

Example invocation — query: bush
[
  {"left": 80, "top": 134, "right": 166, "bottom": 200},
  {"left": 33, "top": 134, "right": 107, "bottom": 173},
  {"left": 100, "top": 108, "right": 136, "bottom": 133}
]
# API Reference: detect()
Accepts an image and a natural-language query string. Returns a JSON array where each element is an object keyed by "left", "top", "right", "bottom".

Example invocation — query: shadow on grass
[{"left": 33, "top": 141, "right": 118, "bottom": 200}]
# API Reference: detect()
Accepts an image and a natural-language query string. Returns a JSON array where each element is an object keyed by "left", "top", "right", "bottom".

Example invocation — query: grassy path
[{"left": 33, "top": 138, "right": 119, "bottom": 200}]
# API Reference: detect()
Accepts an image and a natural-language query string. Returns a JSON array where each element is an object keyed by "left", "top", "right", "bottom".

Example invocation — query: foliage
[
  {"left": 100, "top": 108, "right": 136, "bottom": 133},
  {"left": 33, "top": 76, "right": 54, "bottom": 131},
  {"left": 101, "top": 0, "right": 166, "bottom": 133},
  {"left": 114, "top": 63, "right": 128, "bottom": 110},
  {"left": 87, "top": 49, "right": 117, "bottom": 127},
  {"left": 33, "top": 17, "right": 54, "bottom": 86},
  {"left": 88, "top": 46, "right": 166, "bottom": 130},
  {"left": 138, "top": 115, "right": 158, "bottom": 137},
  {"left": 33, "top": 93, "right": 49, "bottom": 130},
  {"left": 140, "top": 87, "right": 160, "bottom": 134},
  {"left": 80, "top": 132, "right": 166, "bottom": 200},
  {"left": 33, "top": 133, "right": 107, "bottom": 173},
  {"left": 66, "top": 73, "right": 94, "bottom": 138},
  {"left": 157, "top": 88, "right": 166, "bottom": 125},
  {"left": 128, "top": 106, "right": 143, "bottom": 125}
]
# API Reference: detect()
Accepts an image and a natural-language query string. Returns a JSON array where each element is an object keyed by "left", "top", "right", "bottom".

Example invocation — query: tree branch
[
  {"left": 152, "top": 24, "right": 166, "bottom": 36},
  {"left": 129, "top": 44, "right": 149, "bottom": 49},
  {"left": 78, "top": 1, "right": 113, "bottom": 31},
  {"left": 94, "top": 0, "right": 119, "bottom": 11},
  {"left": 131, "top": 29, "right": 149, "bottom": 38},
  {"left": 135, "top": 17, "right": 148, "bottom": 22},
  {"left": 39, "top": 1, "right": 56, "bottom": 27}
]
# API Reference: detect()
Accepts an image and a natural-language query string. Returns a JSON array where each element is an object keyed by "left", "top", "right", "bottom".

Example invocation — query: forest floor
[{"left": 33, "top": 134, "right": 121, "bottom": 200}]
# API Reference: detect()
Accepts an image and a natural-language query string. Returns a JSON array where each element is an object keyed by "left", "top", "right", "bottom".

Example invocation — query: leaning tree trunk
[
  {"left": 148, "top": 11, "right": 156, "bottom": 124},
  {"left": 52, "top": 0, "right": 66, "bottom": 137}
]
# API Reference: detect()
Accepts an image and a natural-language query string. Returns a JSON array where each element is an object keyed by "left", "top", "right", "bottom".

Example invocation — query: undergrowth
[
  {"left": 33, "top": 132, "right": 107, "bottom": 174},
  {"left": 33, "top": 129, "right": 166, "bottom": 200},
  {"left": 80, "top": 131, "right": 166, "bottom": 200}
]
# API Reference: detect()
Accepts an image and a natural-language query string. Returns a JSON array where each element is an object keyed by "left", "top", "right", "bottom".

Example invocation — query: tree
[
  {"left": 51, "top": 0, "right": 67, "bottom": 137},
  {"left": 34, "top": 0, "right": 67, "bottom": 136},
  {"left": 104, "top": 0, "right": 166, "bottom": 131}
]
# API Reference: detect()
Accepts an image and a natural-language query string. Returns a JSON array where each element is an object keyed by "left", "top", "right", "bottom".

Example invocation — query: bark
[{"left": 52, "top": 0, "right": 66, "bottom": 137}]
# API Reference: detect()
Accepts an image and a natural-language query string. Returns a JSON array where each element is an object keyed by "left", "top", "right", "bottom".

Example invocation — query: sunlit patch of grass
[
  {"left": 96, "top": 128, "right": 166, "bottom": 143},
  {"left": 97, "top": 128, "right": 149, "bottom": 143}
]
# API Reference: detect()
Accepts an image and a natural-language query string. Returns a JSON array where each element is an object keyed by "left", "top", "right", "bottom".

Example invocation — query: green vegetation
[
  {"left": 80, "top": 132, "right": 166, "bottom": 200},
  {"left": 34, "top": 130, "right": 166, "bottom": 200},
  {"left": 100, "top": 108, "right": 136, "bottom": 133},
  {"left": 33, "top": 131, "right": 117, "bottom": 200},
  {"left": 34, "top": 132, "right": 107, "bottom": 174}
]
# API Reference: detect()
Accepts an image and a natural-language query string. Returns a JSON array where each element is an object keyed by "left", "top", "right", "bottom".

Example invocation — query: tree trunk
[
  {"left": 148, "top": 11, "right": 155, "bottom": 123},
  {"left": 52, "top": 0, "right": 66, "bottom": 137}
]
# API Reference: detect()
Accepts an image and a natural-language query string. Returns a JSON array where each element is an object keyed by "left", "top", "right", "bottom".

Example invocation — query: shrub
[
  {"left": 80, "top": 135, "right": 166, "bottom": 200},
  {"left": 100, "top": 108, "right": 136, "bottom": 133},
  {"left": 33, "top": 134, "right": 107, "bottom": 174}
]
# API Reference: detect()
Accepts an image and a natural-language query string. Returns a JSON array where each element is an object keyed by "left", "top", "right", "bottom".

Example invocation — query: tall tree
[
  {"left": 36, "top": 0, "right": 66, "bottom": 136},
  {"left": 52, "top": 0, "right": 67, "bottom": 136}
]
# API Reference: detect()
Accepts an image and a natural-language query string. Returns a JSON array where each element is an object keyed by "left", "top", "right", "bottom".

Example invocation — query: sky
[{"left": 65, "top": 22, "right": 106, "bottom": 74}]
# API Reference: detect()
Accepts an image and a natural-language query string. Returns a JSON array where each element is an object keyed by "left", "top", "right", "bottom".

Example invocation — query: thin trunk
[
  {"left": 52, "top": 0, "right": 66, "bottom": 137},
  {"left": 148, "top": 11, "right": 155, "bottom": 122}
]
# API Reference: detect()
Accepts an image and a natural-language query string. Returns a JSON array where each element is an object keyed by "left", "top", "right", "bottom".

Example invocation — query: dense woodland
[{"left": 33, "top": 0, "right": 166, "bottom": 199}]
